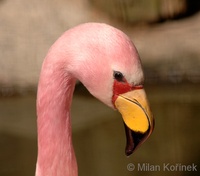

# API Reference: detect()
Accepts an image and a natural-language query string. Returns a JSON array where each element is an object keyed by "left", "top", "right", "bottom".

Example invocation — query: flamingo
[{"left": 36, "top": 23, "right": 154, "bottom": 176}]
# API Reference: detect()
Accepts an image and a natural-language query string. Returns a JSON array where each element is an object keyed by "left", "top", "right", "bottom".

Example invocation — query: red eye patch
[{"left": 112, "top": 80, "right": 143, "bottom": 106}]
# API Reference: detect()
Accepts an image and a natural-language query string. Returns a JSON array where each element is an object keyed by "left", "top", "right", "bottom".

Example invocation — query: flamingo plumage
[{"left": 36, "top": 23, "right": 154, "bottom": 176}]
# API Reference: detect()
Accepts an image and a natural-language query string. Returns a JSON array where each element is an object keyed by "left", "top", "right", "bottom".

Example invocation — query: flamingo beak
[{"left": 114, "top": 89, "right": 154, "bottom": 156}]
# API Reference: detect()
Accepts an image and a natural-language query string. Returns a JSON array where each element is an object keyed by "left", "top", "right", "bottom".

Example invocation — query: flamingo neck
[{"left": 36, "top": 57, "right": 78, "bottom": 176}]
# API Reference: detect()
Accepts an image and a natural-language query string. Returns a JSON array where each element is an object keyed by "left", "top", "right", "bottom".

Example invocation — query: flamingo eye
[{"left": 113, "top": 71, "right": 124, "bottom": 82}]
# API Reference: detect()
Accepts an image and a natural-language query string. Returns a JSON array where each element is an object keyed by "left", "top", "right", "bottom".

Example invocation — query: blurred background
[{"left": 0, "top": 0, "right": 200, "bottom": 175}]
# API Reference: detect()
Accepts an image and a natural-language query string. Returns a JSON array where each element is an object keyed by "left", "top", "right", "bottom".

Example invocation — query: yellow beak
[{"left": 114, "top": 88, "right": 154, "bottom": 156}]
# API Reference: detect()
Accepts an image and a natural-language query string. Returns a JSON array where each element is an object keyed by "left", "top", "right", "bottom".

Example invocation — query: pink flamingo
[{"left": 36, "top": 23, "right": 154, "bottom": 176}]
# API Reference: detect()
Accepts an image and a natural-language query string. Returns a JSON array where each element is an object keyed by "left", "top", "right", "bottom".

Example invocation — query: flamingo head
[{"left": 64, "top": 23, "right": 154, "bottom": 155}]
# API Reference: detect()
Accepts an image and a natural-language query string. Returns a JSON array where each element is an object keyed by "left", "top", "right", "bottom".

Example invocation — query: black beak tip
[
  {"left": 124, "top": 123, "right": 150, "bottom": 156},
  {"left": 125, "top": 147, "right": 134, "bottom": 156}
]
